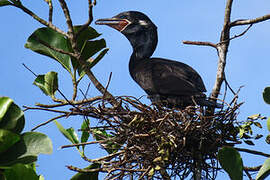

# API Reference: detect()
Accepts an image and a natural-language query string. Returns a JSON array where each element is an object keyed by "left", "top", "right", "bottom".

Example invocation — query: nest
[{"left": 75, "top": 96, "right": 241, "bottom": 180}]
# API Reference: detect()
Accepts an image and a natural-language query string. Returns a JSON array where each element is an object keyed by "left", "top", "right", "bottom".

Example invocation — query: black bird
[{"left": 95, "top": 11, "right": 217, "bottom": 108}]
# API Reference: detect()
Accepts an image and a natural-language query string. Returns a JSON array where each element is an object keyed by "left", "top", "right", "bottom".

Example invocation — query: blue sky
[{"left": 1, "top": 1, "right": 270, "bottom": 179}]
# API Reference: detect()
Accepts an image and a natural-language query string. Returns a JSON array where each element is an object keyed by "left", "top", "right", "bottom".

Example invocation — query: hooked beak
[{"left": 95, "top": 18, "right": 131, "bottom": 32}]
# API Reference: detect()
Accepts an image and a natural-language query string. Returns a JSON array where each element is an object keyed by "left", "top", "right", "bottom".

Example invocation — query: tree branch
[
  {"left": 182, "top": 40, "right": 217, "bottom": 49},
  {"left": 210, "top": 0, "right": 233, "bottom": 101},
  {"left": 74, "top": 0, "right": 94, "bottom": 40},
  {"left": 48, "top": 1, "right": 53, "bottom": 24},
  {"left": 235, "top": 147, "right": 270, "bottom": 158},
  {"left": 230, "top": 14, "right": 270, "bottom": 27}
]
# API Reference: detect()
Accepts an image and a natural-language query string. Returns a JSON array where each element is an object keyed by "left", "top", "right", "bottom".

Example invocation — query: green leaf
[
  {"left": 263, "top": 87, "right": 270, "bottom": 105},
  {"left": 70, "top": 163, "right": 100, "bottom": 180},
  {"left": 73, "top": 26, "right": 101, "bottom": 50},
  {"left": 81, "top": 39, "right": 106, "bottom": 61},
  {"left": 39, "top": 175, "right": 45, "bottom": 180},
  {"left": 66, "top": 128, "right": 79, "bottom": 144},
  {"left": 76, "top": 40, "right": 107, "bottom": 79},
  {"left": 256, "top": 158, "right": 270, "bottom": 180},
  {"left": 3, "top": 163, "right": 39, "bottom": 180},
  {"left": 70, "top": 26, "right": 102, "bottom": 78},
  {"left": 0, "top": 97, "right": 13, "bottom": 122},
  {"left": 265, "top": 134, "right": 270, "bottom": 144},
  {"left": 33, "top": 71, "right": 58, "bottom": 97},
  {"left": 0, "top": 129, "right": 20, "bottom": 153},
  {"left": 254, "top": 122, "right": 262, "bottom": 128},
  {"left": 0, "top": 97, "right": 25, "bottom": 134},
  {"left": 25, "top": 27, "right": 72, "bottom": 73},
  {"left": 248, "top": 114, "right": 260, "bottom": 120},
  {"left": 88, "top": 48, "right": 109, "bottom": 69},
  {"left": 81, "top": 119, "right": 90, "bottom": 152},
  {"left": 0, "top": 0, "right": 12, "bottom": 6},
  {"left": 54, "top": 120, "right": 76, "bottom": 144},
  {"left": 218, "top": 147, "right": 243, "bottom": 180},
  {"left": 0, "top": 132, "right": 52, "bottom": 166},
  {"left": 267, "top": 117, "right": 270, "bottom": 132}
]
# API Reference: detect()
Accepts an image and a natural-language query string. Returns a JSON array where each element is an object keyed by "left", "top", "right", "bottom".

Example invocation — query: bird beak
[{"left": 95, "top": 18, "right": 131, "bottom": 32}]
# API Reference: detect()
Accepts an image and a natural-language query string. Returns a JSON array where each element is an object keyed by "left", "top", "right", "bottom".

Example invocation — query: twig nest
[{"left": 81, "top": 96, "right": 240, "bottom": 179}]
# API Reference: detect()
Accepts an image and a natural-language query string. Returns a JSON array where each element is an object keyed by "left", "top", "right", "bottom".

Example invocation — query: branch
[
  {"left": 31, "top": 114, "right": 67, "bottom": 131},
  {"left": 48, "top": 1, "right": 53, "bottom": 23},
  {"left": 244, "top": 165, "right": 262, "bottom": 172},
  {"left": 58, "top": 0, "right": 75, "bottom": 40},
  {"left": 57, "top": 0, "right": 118, "bottom": 107},
  {"left": 230, "top": 14, "right": 270, "bottom": 27},
  {"left": 35, "top": 96, "right": 103, "bottom": 108},
  {"left": 74, "top": 0, "right": 94, "bottom": 40},
  {"left": 182, "top": 40, "right": 217, "bottom": 49},
  {"left": 210, "top": 0, "right": 233, "bottom": 101},
  {"left": 235, "top": 147, "right": 270, "bottom": 158}
]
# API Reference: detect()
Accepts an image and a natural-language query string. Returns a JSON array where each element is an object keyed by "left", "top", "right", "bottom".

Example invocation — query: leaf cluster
[{"left": 0, "top": 97, "right": 52, "bottom": 180}]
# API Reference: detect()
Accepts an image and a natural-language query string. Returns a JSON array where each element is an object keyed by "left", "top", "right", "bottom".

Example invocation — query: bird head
[{"left": 95, "top": 11, "right": 157, "bottom": 36}]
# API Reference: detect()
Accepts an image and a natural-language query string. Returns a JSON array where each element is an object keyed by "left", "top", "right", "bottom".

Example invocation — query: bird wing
[{"left": 149, "top": 58, "right": 206, "bottom": 96}]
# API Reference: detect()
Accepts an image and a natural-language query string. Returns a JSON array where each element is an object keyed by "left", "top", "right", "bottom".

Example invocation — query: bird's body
[{"left": 96, "top": 11, "right": 217, "bottom": 108}]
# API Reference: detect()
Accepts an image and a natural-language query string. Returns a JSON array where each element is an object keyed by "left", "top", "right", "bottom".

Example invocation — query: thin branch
[
  {"left": 235, "top": 147, "right": 270, "bottom": 158},
  {"left": 58, "top": 0, "right": 76, "bottom": 50},
  {"left": 103, "top": 72, "right": 113, "bottom": 101},
  {"left": 12, "top": 3, "right": 67, "bottom": 36},
  {"left": 244, "top": 165, "right": 262, "bottom": 172},
  {"left": 230, "top": 14, "right": 270, "bottom": 27},
  {"left": 22, "top": 63, "right": 38, "bottom": 77},
  {"left": 67, "top": 165, "right": 106, "bottom": 173},
  {"left": 31, "top": 114, "right": 67, "bottom": 131},
  {"left": 228, "top": 24, "right": 253, "bottom": 41},
  {"left": 218, "top": 24, "right": 253, "bottom": 45},
  {"left": 71, "top": 73, "right": 78, "bottom": 101},
  {"left": 48, "top": 1, "right": 53, "bottom": 23},
  {"left": 74, "top": 0, "right": 94, "bottom": 40},
  {"left": 182, "top": 41, "right": 217, "bottom": 49},
  {"left": 244, "top": 169, "right": 253, "bottom": 180},
  {"left": 23, "top": 106, "right": 70, "bottom": 114}
]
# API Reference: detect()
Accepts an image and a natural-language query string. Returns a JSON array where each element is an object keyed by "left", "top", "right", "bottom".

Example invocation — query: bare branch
[
  {"left": 36, "top": 96, "right": 103, "bottom": 108},
  {"left": 210, "top": 0, "right": 234, "bottom": 101},
  {"left": 31, "top": 114, "right": 67, "bottom": 131},
  {"left": 235, "top": 147, "right": 270, "bottom": 158},
  {"left": 244, "top": 168, "right": 253, "bottom": 180},
  {"left": 218, "top": 24, "right": 253, "bottom": 45},
  {"left": 58, "top": 0, "right": 75, "bottom": 39},
  {"left": 48, "top": 1, "right": 53, "bottom": 23},
  {"left": 231, "top": 14, "right": 270, "bottom": 27},
  {"left": 182, "top": 40, "right": 217, "bottom": 49},
  {"left": 74, "top": 0, "right": 94, "bottom": 40},
  {"left": 244, "top": 165, "right": 262, "bottom": 172}
]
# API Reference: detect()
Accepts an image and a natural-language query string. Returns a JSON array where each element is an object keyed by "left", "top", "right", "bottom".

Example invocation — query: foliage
[
  {"left": 0, "top": 97, "right": 52, "bottom": 180},
  {"left": 218, "top": 147, "right": 243, "bottom": 180}
]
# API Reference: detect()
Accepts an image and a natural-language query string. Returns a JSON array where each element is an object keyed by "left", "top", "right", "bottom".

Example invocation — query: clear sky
[{"left": 1, "top": 1, "right": 270, "bottom": 179}]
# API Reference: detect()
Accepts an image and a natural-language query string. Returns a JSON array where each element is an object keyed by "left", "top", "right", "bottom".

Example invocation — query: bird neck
[{"left": 127, "top": 27, "right": 158, "bottom": 70}]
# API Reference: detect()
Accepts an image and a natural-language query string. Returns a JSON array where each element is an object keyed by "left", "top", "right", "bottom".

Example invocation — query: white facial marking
[{"left": 138, "top": 20, "right": 148, "bottom": 26}]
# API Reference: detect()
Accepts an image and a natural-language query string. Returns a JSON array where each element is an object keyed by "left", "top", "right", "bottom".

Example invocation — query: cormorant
[{"left": 95, "top": 11, "right": 217, "bottom": 108}]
